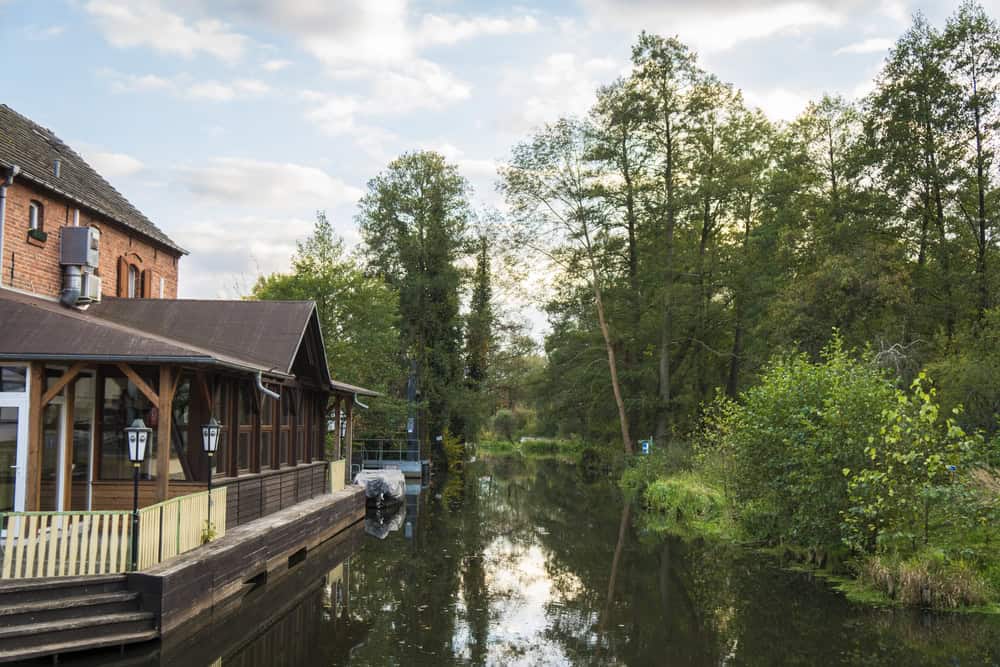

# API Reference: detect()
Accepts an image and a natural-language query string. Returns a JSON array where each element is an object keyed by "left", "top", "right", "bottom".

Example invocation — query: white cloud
[
  {"left": 498, "top": 52, "right": 619, "bottom": 132},
  {"left": 580, "top": 0, "right": 850, "bottom": 53},
  {"left": 178, "top": 158, "right": 362, "bottom": 210},
  {"left": 743, "top": 87, "right": 814, "bottom": 121},
  {"left": 99, "top": 69, "right": 271, "bottom": 102},
  {"left": 79, "top": 149, "right": 145, "bottom": 178},
  {"left": 186, "top": 79, "right": 271, "bottom": 102},
  {"left": 262, "top": 59, "right": 292, "bottom": 72},
  {"left": 84, "top": 0, "right": 248, "bottom": 63},
  {"left": 834, "top": 37, "right": 894, "bottom": 55},
  {"left": 416, "top": 14, "right": 539, "bottom": 46}
]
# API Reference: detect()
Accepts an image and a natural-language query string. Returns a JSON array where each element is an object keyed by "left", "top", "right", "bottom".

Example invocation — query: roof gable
[{"left": 0, "top": 104, "right": 185, "bottom": 254}]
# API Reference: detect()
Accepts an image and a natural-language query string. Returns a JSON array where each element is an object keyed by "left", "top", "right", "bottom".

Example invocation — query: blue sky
[{"left": 0, "top": 0, "right": 985, "bottom": 323}]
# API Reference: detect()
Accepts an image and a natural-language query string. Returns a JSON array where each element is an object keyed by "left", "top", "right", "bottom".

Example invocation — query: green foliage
[
  {"left": 491, "top": 408, "right": 523, "bottom": 444},
  {"left": 842, "top": 374, "right": 987, "bottom": 553},
  {"left": 252, "top": 212, "right": 404, "bottom": 435},
  {"left": 358, "top": 151, "right": 471, "bottom": 450},
  {"left": 641, "top": 473, "right": 731, "bottom": 539},
  {"left": 700, "top": 335, "right": 895, "bottom": 550}
]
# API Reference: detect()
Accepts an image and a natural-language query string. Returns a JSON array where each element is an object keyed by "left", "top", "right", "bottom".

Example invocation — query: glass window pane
[
  {"left": 260, "top": 396, "right": 273, "bottom": 426},
  {"left": 0, "top": 407, "right": 19, "bottom": 513},
  {"left": 40, "top": 403, "right": 60, "bottom": 511},
  {"left": 170, "top": 377, "right": 190, "bottom": 481},
  {"left": 0, "top": 367, "right": 26, "bottom": 392},
  {"left": 100, "top": 375, "right": 157, "bottom": 481},
  {"left": 279, "top": 431, "right": 288, "bottom": 465},
  {"left": 261, "top": 431, "right": 272, "bottom": 467}
]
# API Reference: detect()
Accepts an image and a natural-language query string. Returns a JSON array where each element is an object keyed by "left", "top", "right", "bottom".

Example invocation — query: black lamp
[
  {"left": 202, "top": 417, "right": 222, "bottom": 538},
  {"left": 124, "top": 418, "right": 151, "bottom": 571}
]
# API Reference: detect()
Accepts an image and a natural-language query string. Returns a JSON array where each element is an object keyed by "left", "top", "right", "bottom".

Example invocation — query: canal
[{"left": 70, "top": 454, "right": 1000, "bottom": 666}]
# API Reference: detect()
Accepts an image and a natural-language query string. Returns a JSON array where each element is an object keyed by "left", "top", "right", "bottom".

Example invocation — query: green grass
[{"left": 638, "top": 472, "right": 737, "bottom": 541}]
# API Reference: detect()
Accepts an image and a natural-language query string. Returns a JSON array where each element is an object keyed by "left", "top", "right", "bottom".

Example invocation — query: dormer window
[{"left": 28, "top": 201, "right": 43, "bottom": 231}]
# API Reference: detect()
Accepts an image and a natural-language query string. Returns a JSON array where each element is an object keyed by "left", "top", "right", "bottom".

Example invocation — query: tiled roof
[
  {"left": 0, "top": 104, "right": 186, "bottom": 254},
  {"left": 0, "top": 291, "right": 380, "bottom": 397}
]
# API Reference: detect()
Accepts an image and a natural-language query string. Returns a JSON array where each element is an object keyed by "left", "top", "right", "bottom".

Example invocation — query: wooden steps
[{"left": 0, "top": 575, "right": 157, "bottom": 663}]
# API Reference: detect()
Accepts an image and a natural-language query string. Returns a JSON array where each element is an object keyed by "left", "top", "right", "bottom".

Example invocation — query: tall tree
[
  {"left": 943, "top": 0, "right": 1000, "bottom": 316},
  {"left": 630, "top": 32, "right": 700, "bottom": 443},
  {"left": 501, "top": 118, "right": 634, "bottom": 454},
  {"left": 358, "top": 151, "right": 470, "bottom": 451}
]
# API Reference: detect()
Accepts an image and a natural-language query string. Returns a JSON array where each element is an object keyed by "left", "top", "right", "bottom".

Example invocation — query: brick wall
[{"left": 1, "top": 180, "right": 181, "bottom": 299}]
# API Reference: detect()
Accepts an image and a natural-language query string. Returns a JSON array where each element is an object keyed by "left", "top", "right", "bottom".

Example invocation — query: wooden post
[
  {"left": 25, "top": 362, "right": 44, "bottom": 511},
  {"left": 156, "top": 366, "right": 174, "bottom": 502},
  {"left": 62, "top": 382, "right": 75, "bottom": 510},
  {"left": 345, "top": 399, "right": 353, "bottom": 485},
  {"left": 333, "top": 397, "right": 342, "bottom": 461}
]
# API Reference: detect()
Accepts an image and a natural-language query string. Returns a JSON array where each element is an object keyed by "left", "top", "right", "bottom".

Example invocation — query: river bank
[{"left": 625, "top": 461, "right": 1000, "bottom": 615}]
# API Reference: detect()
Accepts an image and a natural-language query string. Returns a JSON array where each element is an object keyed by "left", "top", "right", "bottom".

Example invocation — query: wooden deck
[{"left": 128, "top": 484, "right": 365, "bottom": 636}]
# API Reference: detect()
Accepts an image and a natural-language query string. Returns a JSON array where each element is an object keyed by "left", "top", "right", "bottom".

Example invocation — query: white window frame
[
  {"left": 28, "top": 201, "right": 41, "bottom": 231},
  {"left": 127, "top": 265, "right": 139, "bottom": 298}
]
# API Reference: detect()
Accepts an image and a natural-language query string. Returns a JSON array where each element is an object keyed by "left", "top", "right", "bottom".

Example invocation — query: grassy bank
[{"left": 626, "top": 463, "right": 1000, "bottom": 613}]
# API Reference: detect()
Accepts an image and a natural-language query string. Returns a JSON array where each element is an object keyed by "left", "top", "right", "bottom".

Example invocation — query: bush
[
  {"left": 842, "top": 373, "right": 987, "bottom": 554},
  {"left": 492, "top": 409, "right": 525, "bottom": 443},
  {"left": 700, "top": 335, "right": 895, "bottom": 550}
]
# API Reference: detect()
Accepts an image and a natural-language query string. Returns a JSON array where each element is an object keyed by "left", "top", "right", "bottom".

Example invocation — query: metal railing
[{"left": 354, "top": 438, "right": 421, "bottom": 464}]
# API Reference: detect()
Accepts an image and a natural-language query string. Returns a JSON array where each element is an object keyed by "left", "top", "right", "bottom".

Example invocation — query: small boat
[
  {"left": 365, "top": 504, "right": 405, "bottom": 539},
  {"left": 353, "top": 468, "right": 406, "bottom": 508}
]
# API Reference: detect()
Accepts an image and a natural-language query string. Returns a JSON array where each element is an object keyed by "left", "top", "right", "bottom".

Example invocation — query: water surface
[{"left": 83, "top": 454, "right": 1000, "bottom": 665}]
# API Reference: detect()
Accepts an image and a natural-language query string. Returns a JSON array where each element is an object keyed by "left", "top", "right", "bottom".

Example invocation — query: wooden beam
[
  {"left": 25, "top": 362, "right": 44, "bottom": 511},
  {"left": 41, "top": 361, "right": 87, "bottom": 406},
  {"left": 62, "top": 382, "right": 75, "bottom": 510},
  {"left": 156, "top": 366, "right": 174, "bottom": 502},
  {"left": 116, "top": 363, "right": 159, "bottom": 405},
  {"left": 168, "top": 367, "right": 184, "bottom": 403}
]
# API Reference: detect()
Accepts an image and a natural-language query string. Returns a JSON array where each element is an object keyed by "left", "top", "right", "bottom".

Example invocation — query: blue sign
[{"left": 640, "top": 439, "right": 651, "bottom": 455}]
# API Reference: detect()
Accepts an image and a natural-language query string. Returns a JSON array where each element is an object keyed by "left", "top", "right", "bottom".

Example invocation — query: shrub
[
  {"left": 842, "top": 374, "right": 987, "bottom": 554},
  {"left": 492, "top": 409, "right": 525, "bottom": 443},
  {"left": 699, "top": 335, "right": 895, "bottom": 550}
]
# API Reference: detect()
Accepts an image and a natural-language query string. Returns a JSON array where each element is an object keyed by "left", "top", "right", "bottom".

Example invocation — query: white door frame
[{"left": 0, "top": 389, "right": 30, "bottom": 514}]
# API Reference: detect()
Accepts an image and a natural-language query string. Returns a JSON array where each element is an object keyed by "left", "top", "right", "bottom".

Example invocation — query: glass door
[{"left": 0, "top": 402, "right": 27, "bottom": 513}]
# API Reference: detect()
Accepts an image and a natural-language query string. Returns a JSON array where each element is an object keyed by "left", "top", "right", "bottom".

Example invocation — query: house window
[
  {"left": 28, "top": 201, "right": 43, "bottom": 231},
  {"left": 127, "top": 265, "right": 139, "bottom": 298},
  {"left": 279, "top": 393, "right": 291, "bottom": 466},
  {"left": 260, "top": 393, "right": 273, "bottom": 470},
  {"left": 236, "top": 385, "right": 253, "bottom": 472}
]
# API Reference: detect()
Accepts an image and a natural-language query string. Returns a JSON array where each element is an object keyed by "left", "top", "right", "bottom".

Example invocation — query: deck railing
[
  {"left": 1, "top": 511, "right": 131, "bottom": 578},
  {"left": 136, "top": 487, "right": 227, "bottom": 570},
  {"left": 0, "top": 486, "right": 227, "bottom": 579}
]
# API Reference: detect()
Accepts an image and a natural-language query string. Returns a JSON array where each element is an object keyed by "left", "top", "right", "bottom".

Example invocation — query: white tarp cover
[{"left": 354, "top": 468, "right": 406, "bottom": 503}]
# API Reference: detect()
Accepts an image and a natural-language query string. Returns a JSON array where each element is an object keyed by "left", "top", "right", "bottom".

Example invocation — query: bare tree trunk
[{"left": 593, "top": 277, "right": 634, "bottom": 454}]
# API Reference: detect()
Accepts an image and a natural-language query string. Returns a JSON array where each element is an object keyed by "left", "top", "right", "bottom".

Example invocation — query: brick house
[{"left": 0, "top": 104, "right": 374, "bottom": 519}]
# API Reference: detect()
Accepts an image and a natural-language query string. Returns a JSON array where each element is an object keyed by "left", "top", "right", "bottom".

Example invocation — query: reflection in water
[{"left": 66, "top": 456, "right": 1000, "bottom": 666}]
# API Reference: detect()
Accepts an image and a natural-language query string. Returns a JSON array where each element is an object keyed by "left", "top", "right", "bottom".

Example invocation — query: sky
[{"left": 0, "top": 0, "right": 989, "bottom": 330}]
